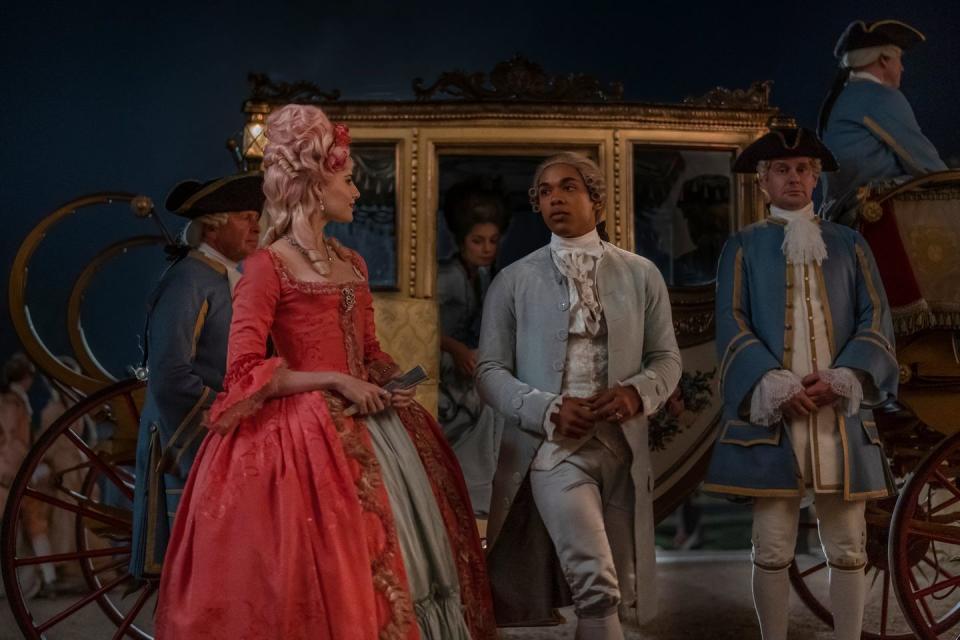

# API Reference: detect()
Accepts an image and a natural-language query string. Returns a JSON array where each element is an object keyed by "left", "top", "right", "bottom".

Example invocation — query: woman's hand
[
  {"left": 335, "top": 375, "right": 391, "bottom": 416},
  {"left": 442, "top": 336, "right": 477, "bottom": 377},
  {"left": 389, "top": 386, "right": 416, "bottom": 409}
]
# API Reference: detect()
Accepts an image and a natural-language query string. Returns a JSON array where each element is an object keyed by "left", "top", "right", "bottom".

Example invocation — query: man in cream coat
[{"left": 476, "top": 152, "right": 681, "bottom": 639}]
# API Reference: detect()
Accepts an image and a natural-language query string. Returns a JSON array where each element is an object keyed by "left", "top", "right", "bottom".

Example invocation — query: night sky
[{"left": 3, "top": 0, "right": 959, "bottom": 373}]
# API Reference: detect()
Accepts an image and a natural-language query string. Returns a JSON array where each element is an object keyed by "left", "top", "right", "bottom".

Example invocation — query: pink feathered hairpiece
[{"left": 324, "top": 123, "right": 352, "bottom": 172}]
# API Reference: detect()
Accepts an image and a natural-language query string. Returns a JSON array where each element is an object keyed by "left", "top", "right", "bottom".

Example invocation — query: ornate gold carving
[
  {"left": 409, "top": 129, "right": 419, "bottom": 297},
  {"left": 412, "top": 55, "right": 624, "bottom": 102},
  {"left": 684, "top": 80, "right": 772, "bottom": 109},
  {"left": 246, "top": 72, "right": 340, "bottom": 104},
  {"left": 668, "top": 284, "right": 717, "bottom": 348},
  {"left": 860, "top": 200, "right": 884, "bottom": 223},
  {"left": 321, "top": 102, "right": 778, "bottom": 130},
  {"left": 613, "top": 130, "right": 622, "bottom": 241}
]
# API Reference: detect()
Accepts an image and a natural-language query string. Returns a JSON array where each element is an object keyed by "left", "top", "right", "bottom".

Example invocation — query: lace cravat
[{"left": 552, "top": 249, "right": 603, "bottom": 336}]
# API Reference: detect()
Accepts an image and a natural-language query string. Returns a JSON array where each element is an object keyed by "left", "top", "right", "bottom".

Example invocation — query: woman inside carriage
[
  {"left": 155, "top": 103, "right": 496, "bottom": 640},
  {"left": 437, "top": 178, "right": 509, "bottom": 518}
]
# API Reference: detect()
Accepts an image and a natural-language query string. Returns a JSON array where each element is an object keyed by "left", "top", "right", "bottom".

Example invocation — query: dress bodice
[{"left": 265, "top": 249, "right": 372, "bottom": 378}]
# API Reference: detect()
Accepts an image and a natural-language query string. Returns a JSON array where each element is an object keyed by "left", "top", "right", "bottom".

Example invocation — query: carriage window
[
  {"left": 326, "top": 143, "right": 398, "bottom": 290},
  {"left": 633, "top": 147, "right": 735, "bottom": 287},
  {"left": 437, "top": 154, "right": 554, "bottom": 269}
]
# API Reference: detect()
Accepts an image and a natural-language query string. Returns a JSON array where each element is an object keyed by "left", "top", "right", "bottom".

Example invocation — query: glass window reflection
[
  {"left": 326, "top": 144, "right": 398, "bottom": 290},
  {"left": 633, "top": 148, "right": 734, "bottom": 287}
]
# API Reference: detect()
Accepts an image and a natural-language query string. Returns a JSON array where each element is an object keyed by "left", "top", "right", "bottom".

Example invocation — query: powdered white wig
[
  {"left": 842, "top": 44, "right": 901, "bottom": 69},
  {"left": 181, "top": 213, "right": 230, "bottom": 247}
]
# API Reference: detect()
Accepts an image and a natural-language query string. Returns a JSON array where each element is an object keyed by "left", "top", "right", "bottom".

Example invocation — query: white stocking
[
  {"left": 829, "top": 566, "right": 866, "bottom": 640},
  {"left": 752, "top": 565, "right": 790, "bottom": 640},
  {"left": 31, "top": 534, "right": 56, "bottom": 585}
]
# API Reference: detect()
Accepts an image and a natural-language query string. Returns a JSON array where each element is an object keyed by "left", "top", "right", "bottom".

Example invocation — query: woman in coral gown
[{"left": 155, "top": 104, "right": 495, "bottom": 640}]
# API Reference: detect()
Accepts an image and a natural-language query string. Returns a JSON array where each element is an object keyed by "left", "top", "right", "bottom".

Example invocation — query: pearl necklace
[{"left": 284, "top": 235, "right": 334, "bottom": 264}]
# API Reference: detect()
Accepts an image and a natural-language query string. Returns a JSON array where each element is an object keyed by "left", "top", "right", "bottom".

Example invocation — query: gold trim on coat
[
  {"left": 188, "top": 250, "right": 228, "bottom": 276},
  {"left": 190, "top": 300, "right": 209, "bottom": 361},
  {"left": 813, "top": 262, "right": 836, "bottom": 358},
  {"left": 854, "top": 244, "right": 883, "bottom": 332},
  {"left": 783, "top": 263, "right": 794, "bottom": 370},
  {"left": 155, "top": 386, "right": 211, "bottom": 475},
  {"left": 732, "top": 247, "right": 748, "bottom": 332},
  {"left": 144, "top": 430, "right": 163, "bottom": 576},
  {"left": 863, "top": 116, "right": 923, "bottom": 175}
]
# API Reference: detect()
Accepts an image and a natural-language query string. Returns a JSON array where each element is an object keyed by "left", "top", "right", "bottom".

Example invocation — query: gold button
[
  {"left": 805, "top": 297, "right": 811, "bottom": 302},
  {"left": 785, "top": 324, "right": 792, "bottom": 330},
  {"left": 808, "top": 315, "right": 814, "bottom": 320}
]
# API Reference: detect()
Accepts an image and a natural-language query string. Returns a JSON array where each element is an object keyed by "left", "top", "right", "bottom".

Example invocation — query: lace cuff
[
  {"left": 750, "top": 369, "right": 804, "bottom": 426},
  {"left": 205, "top": 357, "right": 287, "bottom": 435},
  {"left": 541, "top": 395, "right": 564, "bottom": 440},
  {"left": 819, "top": 367, "right": 863, "bottom": 417}
]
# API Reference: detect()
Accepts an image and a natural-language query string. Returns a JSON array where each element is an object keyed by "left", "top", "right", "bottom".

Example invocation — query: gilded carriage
[{"left": 3, "top": 57, "right": 958, "bottom": 639}]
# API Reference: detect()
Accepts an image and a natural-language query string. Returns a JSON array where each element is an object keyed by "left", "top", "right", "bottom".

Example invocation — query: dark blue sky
[{"left": 3, "top": 0, "right": 958, "bottom": 371}]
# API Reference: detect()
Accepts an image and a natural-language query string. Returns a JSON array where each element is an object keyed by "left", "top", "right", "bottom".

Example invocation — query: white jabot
[
  {"left": 770, "top": 203, "right": 828, "bottom": 266},
  {"left": 197, "top": 242, "right": 242, "bottom": 295},
  {"left": 550, "top": 229, "right": 604, "bottom": 336}
]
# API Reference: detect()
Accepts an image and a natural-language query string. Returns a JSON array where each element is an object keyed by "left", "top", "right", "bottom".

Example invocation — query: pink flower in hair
[
  {"left": 324, "top": 122, "right": 352, "bottom": 172},
  {"left": 333, "top": 123, "right": 351, "bottom": 147}
]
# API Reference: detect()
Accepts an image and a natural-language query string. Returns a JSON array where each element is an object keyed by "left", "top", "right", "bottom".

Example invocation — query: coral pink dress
[{"left": 155, "top": 248, "right": 495, "bottom": 640}]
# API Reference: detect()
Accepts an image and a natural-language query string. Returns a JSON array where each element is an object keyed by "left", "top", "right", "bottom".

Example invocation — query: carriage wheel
[
  {"left": 1, "top": 379, "right": 157, "bottom": 639},
  {"left": 789, "top": 495, "right": 922, "bottom": 639},
  {"left": 889, "top": 430, "right": 960, "bottom": 639}
]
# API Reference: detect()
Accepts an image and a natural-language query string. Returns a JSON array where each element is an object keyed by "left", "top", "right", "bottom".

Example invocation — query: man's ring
[{"left": 614, "top": 411, "right": 624, "bottom": 421}]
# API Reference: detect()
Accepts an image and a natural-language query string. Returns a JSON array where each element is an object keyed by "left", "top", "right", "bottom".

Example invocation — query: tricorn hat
[
  {"left": 834, "top": 19, "right": 925, "bottom": 58},
  {"left": 733, "top": 128, "right": 839, "bottom": 174},
  {"left": 165, "top": 171, "right": 265, "bottom": 219}
]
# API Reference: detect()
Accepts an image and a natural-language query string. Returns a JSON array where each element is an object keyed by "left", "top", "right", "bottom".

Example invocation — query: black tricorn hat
[
  {"left": 834, "top": 19, "right": 925, "bottom": 58},
  {"left": 733, "top": 128, "right": 839, "bottom": 174},
  {"left": 165, "top": 171, "right": 265, "bottom": 219}
]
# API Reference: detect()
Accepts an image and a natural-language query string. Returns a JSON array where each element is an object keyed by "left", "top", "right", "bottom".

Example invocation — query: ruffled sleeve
[
  {"left": 206, "top": 250, "right": 286, "bottom": 435},
  {"left": 354, "top": 253, "right": 400, "bottom": 385}
]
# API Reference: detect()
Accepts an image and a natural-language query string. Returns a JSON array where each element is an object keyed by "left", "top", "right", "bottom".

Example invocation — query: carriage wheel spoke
[
  {"left": 15, "top": 546, "right": 130, "bottom": 566},
  {"left": 64, "top": 428, "right": 135, "bottom": 500},
  {"left": 881, "top": 570, "right": 890, "bottom": 636},
  {"left": 92, "top": 556, "right": 133, "bottom": 576},
  {"left": 922, "top": 555, "right": 957, "bottom": 581},
  {"left": 35, "top": 570, "right": 130, "bottom": 632},
  {"left": 929, "top": 494, "right": 960, "bottom": 516},
  {"left": 913, "top": 573, "right": 960, "bottom": 600},
  {"left": 23, "top": 488, "right": 130, "bottom": 531},
  {"left": 799, "top": 560, "right": 827, "bottom": 579},
  {"left": 905, "top": 520, "right": 960, "bottom": 546},
  {"left": 909, "top": 569, "right": 939, "bottom": 627},
  {"left": 111, "top": 582, "right": 156, "bottom": 640},
  {"left": 933, "top": 470, "right": 960, "bottom": 501}
]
